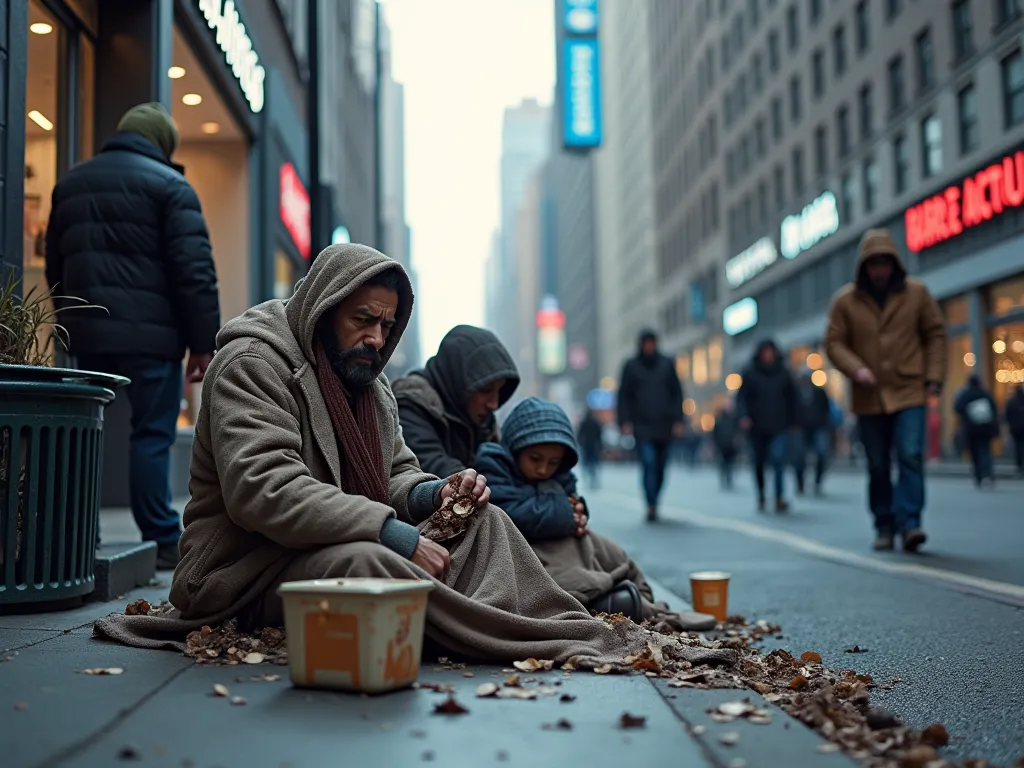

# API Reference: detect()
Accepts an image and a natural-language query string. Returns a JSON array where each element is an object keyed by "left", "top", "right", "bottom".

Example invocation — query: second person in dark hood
[
  {"left": 616, "top": 329, "right": 685, "bottom": 522},
  {"left": 393, "top": 325, "right": 520, "bottom": 477},
  {"left": 738, "top": 339, "right": 797, "bottom": 513}
]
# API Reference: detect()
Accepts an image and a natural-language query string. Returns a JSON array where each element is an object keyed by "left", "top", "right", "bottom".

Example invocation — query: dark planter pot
[{"left": 0, "top": 364, "right": 128, "bottom": 607}]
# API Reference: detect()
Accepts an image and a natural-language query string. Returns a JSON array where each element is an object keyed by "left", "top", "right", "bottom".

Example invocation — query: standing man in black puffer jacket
[
  {"left": 617, "top": 329, "right": 685, "bottom": 522},
  {"left": 45, "top": 102, "right": 220, "bottom": 569}
]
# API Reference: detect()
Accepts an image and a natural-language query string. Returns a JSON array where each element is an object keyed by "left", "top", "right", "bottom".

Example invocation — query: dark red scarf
[{"left": 313, "top": 339, "right": 389, "bottom": 504}]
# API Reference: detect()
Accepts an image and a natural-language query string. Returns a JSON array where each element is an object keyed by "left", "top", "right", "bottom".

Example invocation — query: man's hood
[
  {"left": 855, "top": 228, "right": 907, "bottom": 292},
  {"left": 751, "top": 338, "right": 782, "bottom": 369},
  {"left": 422, "top": 325, "right": 520, "bottom": 416},
  {"left": 216, "top": 243, "right": 413, "bottom": 367}
]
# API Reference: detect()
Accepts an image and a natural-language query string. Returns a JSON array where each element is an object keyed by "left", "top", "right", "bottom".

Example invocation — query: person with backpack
[{"left": 954, "top": 375, "right": 1001, "bottom": 487}]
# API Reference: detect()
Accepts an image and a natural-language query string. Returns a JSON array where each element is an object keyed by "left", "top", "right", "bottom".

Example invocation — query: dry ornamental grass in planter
[{"left": 0, "top": 271, "right": 106, "bottom": 566}]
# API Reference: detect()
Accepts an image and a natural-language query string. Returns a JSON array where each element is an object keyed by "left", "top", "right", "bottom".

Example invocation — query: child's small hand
[
  {"left": 572, "top": 499, "right": 587, "bottom": 517},
  {"left": 573, "top": 509, "right": 588, "bottom": 538}
]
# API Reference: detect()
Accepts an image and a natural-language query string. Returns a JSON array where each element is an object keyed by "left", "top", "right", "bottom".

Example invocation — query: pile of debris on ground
[{"left": 121, "top": 601, "right": 1018, "bottom": 768}]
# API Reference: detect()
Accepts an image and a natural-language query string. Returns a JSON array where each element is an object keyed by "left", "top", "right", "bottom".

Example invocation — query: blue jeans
[
  {"left": 78, "top": 356, "right": 183, "bottom": 544},
  {"left": 750, "top": 432, "right": 788, "bottom": 501},
  {"left": 857, "top": 406, "right": 926, "bottom": 535},
  {"left": 637, "top": 439, "right": 670, "bottom": 506},
  {"left": 792, "top": 428, "right": 830, "bottom": 488}
]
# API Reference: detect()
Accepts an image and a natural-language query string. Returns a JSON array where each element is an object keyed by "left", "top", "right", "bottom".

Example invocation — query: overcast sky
[{"left": 383, "top": 0, "right": 555, "bottom": 359}]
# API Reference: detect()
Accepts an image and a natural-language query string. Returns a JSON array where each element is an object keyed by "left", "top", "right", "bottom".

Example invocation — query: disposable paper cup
[
  {"left": 689, "top": 571, "right": 731, "bottom": 622},
  {"left": 277, "top": 577, "right": 434, "bottom": 694}
]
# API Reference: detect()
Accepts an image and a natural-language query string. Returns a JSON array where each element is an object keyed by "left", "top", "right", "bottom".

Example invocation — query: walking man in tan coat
[{"left": 825, "top": 229, "right": 947, "bottom": 552}]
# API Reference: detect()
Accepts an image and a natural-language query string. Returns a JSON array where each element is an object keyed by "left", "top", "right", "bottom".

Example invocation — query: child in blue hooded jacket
[{"left": 475, "top": 397, "right": 715, "bottom": 630}]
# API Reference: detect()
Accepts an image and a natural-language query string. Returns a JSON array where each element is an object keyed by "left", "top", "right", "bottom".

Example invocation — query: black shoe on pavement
[
  {"left": 775, "top": 498, "right": 789, "bottom": 513},
  {"left": 588, "top": 580, "right": 643, "bottom": 623},
  {"left": 156, "top": 542, "right": 181, "bottom": 570},
  {"left": 873, "top": 533, "right": 895, "bottom": 551},
  {"left": 646, "top": 505, "right": 658, "bottom": 522},
  {"left": 757, "top": 496, "right": 766, "bottom": 513},
  {"left": 901, "top": 528, "right": 927, "bottom": 553}
]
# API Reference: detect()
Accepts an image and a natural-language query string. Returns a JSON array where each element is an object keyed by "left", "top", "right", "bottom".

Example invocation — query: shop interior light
[
  {"left": 168, "top": 66, "right": 187, "bottom": 79},
  {"left": 811, "top": 369, "right": 828, "bottom": 387},
  {"left": 200, "top": 122, "right": 221, "bottom": 135},
  {"left": 725, "top": 373, "right": 743, "bottom": 391},
  {"left": 29, "top": 22, "right": 53, "bottom": 35},
  {"left": 28, "top": 110, "right": 53, "bottom": 131},
  {"left": 181, "top": 93, "right": 203, "bottom": 106},
  {"left": 806, "top": 352, "right": 823, "bottom": 370},
  {"left": 993, "top": 339, "right": 1007, "bottom": 354},
  {"left": 963, "top": 352, "right": 977, "bottom": 367}
]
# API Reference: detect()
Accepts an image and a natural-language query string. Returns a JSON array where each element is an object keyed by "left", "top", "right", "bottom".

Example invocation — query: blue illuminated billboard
[
  {"left": 723, "top": 297, "right": 759, "bottom": 336},
  {"left": 563, "top": 0, "right": 599, "bottom": 35},
  {"left": 562, "top": 37, "right": 603, "bottom": 149}
]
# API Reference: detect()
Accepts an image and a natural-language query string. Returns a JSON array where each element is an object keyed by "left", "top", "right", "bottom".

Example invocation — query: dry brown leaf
[
  {"left": 417, "top": 682, "right": 456, "bottom": 694},
  {"left": 751, "top": 681, "right": 772, "bottom": 695},
  {"left": 593, "top": 664, "right": 613, "bottom": 675},
  {"left": 816, "top": 744, "right": 840, "bottom": 754},
  {"left": 212, "top": 684, "right": 229, "bottom": 697},
  {"left": 559, "top": 694, "right": 576, "bottom": 702},
  {"left": 800, "top": 651, "right": 822, "bottom": 664},
  {"left": 432, "top": 696, "right": 469, "bottom": 715},
  {"left": 541, "top": 718, "right": 573, "bottom": 730},
  {"left": 13, "top": 702, "right": 28, "bottom": 711},
  {"left": 462, "top": 672, "right": 475, "bottom": 678},
  {"left": 504, "top": 673, "right": 521, "bottom": 687},
  {"left": 117, "top": 745, "right": 141, "bottom": 761},
  {"left": 789, "top": 675, "right": 809, "bottom": 690},
  {"left": 243, "top": 652, "right": 264, "bottom": 665},
  {"left": 79, "top": 667, "right": 124, "bottom": 676},
  {"left": 476, "top": 683, "right": 500, "bottom": 698},
  {"left": 899, "top": 746, "right": 940, "bottom": 768},
  {"left": 496, "top": 687, "right": 538, "bottom": 700},
  {"left": 230, "top": 696, "right": 247, "bottom": 706},
  {"left": 513, "top": 658, "right": 555, "bottom": 672},
  {"left": 718, "top": 732, "right": 741, "bottom": 746},
  {"left": 619, "top": 712, "right": 646, "bottom": 729},
  {"left": 124, "top": 599, "right": 151, "bottom": 616},
  {"left": 718, "top": 701, "right": 755, "bottom": 717},
  {"left": 920, "top": 722, "right": 950, "bottom": 747}
]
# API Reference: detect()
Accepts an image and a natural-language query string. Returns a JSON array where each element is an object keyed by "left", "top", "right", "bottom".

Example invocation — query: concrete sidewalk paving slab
[
  {"left": 1, "top": 627, "right": 64, "bottom": 653},
  {"left": 0, "top": 631, "right": 193, "bottom": 768},
  {"left": 60, "top": 664, "right": 712, "bottom": 768},
  {"left": 654, "top": 683, "right": 859, "bottom": 768},
  {"left": 0, "top": 584, "right": 170, "bottom": 631}
]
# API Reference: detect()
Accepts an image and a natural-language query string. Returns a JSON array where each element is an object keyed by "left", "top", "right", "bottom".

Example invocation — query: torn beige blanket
[{"left": 94, "top": 505, "right": 731, "bottom": 668}]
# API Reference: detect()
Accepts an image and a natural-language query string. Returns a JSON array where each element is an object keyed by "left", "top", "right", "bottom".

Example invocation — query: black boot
[{"left": 588, "top": 580, "right": 643, "bottom": 622}]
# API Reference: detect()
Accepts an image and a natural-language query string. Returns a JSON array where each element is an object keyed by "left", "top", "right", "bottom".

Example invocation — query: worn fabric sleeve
[
  {"left": 163, "top": 180, "right": 221, "bottom": 354},
  {"left": 825, "top": 295, "right": 868, "bottom": 379},
  {"left": 919, "top": 289, "right": 948, "bottom": 385},
  {"left": 406, "top": 478, "right": 447, "bottom": 523},
  {"left": 378, "top": 518, "right": 421, "bottom": 559},
  {"left": 395, "top": 399, "right": 468, "bottom": 477},
  {"left": 475, "top": 445, "right": 577, "bottom": 541},
  {"left": 209, "top": 353, "right": 396, "bottom": 548}
]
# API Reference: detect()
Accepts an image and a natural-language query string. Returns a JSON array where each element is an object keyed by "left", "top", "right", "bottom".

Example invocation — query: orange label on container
[
  {"left": 304, "top": 612, "right": 360, "bottom": 687},
  {"left": 383, "top": 601, "right": 419, "bottom": 684}
]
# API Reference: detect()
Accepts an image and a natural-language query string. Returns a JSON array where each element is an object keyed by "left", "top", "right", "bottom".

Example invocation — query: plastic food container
[
  {"left": 689, "top": 571, "right": 731, "bottom": 622},
  {"left": 277, "top": 577, "right": 434, "bottom": 694}
]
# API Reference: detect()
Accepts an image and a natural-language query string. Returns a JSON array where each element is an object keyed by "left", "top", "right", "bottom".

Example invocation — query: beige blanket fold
[{"left": 93, "top": 506, "right": 733, "bottom": 669}]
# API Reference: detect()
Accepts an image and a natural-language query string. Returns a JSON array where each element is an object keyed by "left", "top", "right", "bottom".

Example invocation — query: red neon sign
[
  {"left": 905, "top": 150, "right": 1024, "bottom": 253},
  {"left": 280, "top": 163, "right": 311, "bottom": 260},
  {"left": 535, "top": 308, "right": 565, "bottom": 329}
]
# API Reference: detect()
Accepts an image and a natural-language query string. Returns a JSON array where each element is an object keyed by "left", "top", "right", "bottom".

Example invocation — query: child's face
[{"left": 516, "top": 443, "right": 566, "bottom": 482}]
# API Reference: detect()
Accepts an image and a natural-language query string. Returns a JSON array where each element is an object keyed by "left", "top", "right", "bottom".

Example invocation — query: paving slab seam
[
  {"left": 0, "top": 629, "right": 67, "bottom": 654},
  {"left": 35, "top": 661, "right": 193, "bottom": 768},
  {"left": 600, "top": 490, "right": 1024, "bottom": 609},
  {"left": 644, "top": 676, "right": 731, "bottom": 768}
]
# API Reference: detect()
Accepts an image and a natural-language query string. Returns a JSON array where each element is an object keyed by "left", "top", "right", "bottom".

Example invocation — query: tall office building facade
[
  {"left": 594, "top": 0, "right": 659, "bottom": 388},
  {"left": 710, "top": 0, "right": 1024, "bottom": 455},
  {"left": 493, "top": 99, "right": 550, "bottom": 365}
]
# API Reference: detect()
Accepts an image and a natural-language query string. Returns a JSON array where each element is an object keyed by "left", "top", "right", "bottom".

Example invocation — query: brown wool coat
[
  {"left": 825, "top": 229, "right": 947, "bottom": 416},
  {"left": 169, "top": 244, "right": 434, "bottom": 620}
]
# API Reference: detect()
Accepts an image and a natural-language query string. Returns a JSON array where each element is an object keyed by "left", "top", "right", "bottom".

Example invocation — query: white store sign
[
  {"left": 198, "top": 0, "right": 267, "bottom": 113},
  {"left": 725, "top": 237, "right": 778, "bottom": 288},
  {"left": 780, "top": 191, "right": 839, "bottom": 260}
]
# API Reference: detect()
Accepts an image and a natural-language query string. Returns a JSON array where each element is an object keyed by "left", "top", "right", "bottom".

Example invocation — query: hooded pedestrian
[
  {"left": 826, "top": 228, "right": 946, "bottom": 552},
  {"left": 392, "top": 325, "right": 520, "bottom": 477},
  {"left": 793, "top": 367, "right": 833, "bottom": 496},
  {"left": 737, "top": 339, "right": 797, "bottom": 512},
  {"left": 616, "top": 329, "right": 685, "bottom": 521},
  {"left": 954, "top": 374, "right": 1000, "bottom": 487},
  {"left": 44, "top": 102, "right": 221, "bottom": 568}
]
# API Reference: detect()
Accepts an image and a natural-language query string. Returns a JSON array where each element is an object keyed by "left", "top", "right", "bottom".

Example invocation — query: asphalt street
[{"left": 582, "top": 461, "right": 1024, "bottom": 766}]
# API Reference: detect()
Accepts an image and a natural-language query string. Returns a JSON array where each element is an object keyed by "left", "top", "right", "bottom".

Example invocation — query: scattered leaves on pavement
[
  {"left": 432, "top": 696, "right": 469, "bottom": 715},
  {"left": 116, "top": 746, "right": 140, "bottom": 761},
  {"left": 845, "top": 645, "right": 869, "bottom": 654},
  {"left": 593, "top": 663, "right": 613, "bottom": 674},
  {"left": 800, "top": 651, "right": 823, "bottom": 664},
  {"left": 79, "top": 667, "right": 124, "bottom": 675},
  {"left": 124, "top": 599, "right": 151, "bottom": 616},
  {"left": 415, "top": 682, "right": 455, "bottom": 694},
  {"left": 476, "top": 683, "right": 500, "bottom": 698},
  {"left": 230, "top": 696, "right": 247, "bottom": 706},
  {"left": 212, "top": 684, "right": 229, "bottom": 697},
  {"left": 619, "top": 712, "right": 646, "bottom": 729},
  {"left": 559, "top": 694, "right": 576, "bottom": 702},
  {"left": 921, "top": 723, "right": 950, "bottom": 748},
  {"left": 718, "top": 731, "right": 741, "bottom": 746},
  {"left": 237, "top": 673, "right": 281, "bottom": 683},
  {"left": 541, "top": 718, "right": 573, "bottom": 731},
  {"left": 185, "top": 622, "right": 287, "bottom": 667}
]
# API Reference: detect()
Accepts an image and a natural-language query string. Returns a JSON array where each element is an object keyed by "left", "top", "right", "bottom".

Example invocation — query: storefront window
[
  {"left": 942, "top": 334, "right": 974, "bottom": 456},
  {"left": 79, "top": 35, "right": 96, "bottom": 160},
  {"left": 708, "top": 337, "right": 723, "bottom": 382},
  {"left": 675, "top": 354, "right": 691, "bottom": 383},
  {"left": 991, "top": 324, "right": 1024, "bottom": 456},
  {"left": 941, "top": 295, "right": 969, "bottom": 327},
  {"left": 275, "top": 250, "right": 296, "bottom": 299},
  {"left": 989, "top": 276, "right": 1024, "bottom": 317},
  {"left": 692, "top": 347, "right": 709, "bottom": 385}
]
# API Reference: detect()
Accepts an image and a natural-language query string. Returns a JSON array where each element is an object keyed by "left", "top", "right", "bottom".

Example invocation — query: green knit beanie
[{"left": 117, "top": 102, "right": 180, "bottom": 159}]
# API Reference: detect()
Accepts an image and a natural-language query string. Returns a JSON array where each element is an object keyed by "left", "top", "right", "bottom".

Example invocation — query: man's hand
[
  {"left": 854, "top": 367, "right": 877, "bottom": 386},
  {"left": 411, "top": 536, "right": 450, "bottom": 581},
  {"left": 440, "top": 469, "right": 490, "bottom": 508},
  {"left": 672, "top": 422, "right": 685, "bottom": 438},
  {"left": 620, "top": 423, "right": 633, "bottom": 436},
  {"left": 185, "top": 352, "right": 213, "bottom": 384}
]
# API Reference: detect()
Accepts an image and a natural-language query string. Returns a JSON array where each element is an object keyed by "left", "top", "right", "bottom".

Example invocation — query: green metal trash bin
[{"left": 0, "top": 365, "right": 128, "bottom": 606}]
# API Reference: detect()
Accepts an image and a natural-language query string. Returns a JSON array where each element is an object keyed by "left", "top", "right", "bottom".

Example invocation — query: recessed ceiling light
[
  {"left": 200, "top": 122, "right": 221, "bottom": 135},
  {"left": 29, "top": 22, "right": 53, "bottom": 35},
  {"left": 168, "top": 66, "right": 186, "bottom": 79},
  {"left": 181, "top": 93, "right": 203, "bottom": 106},
  {"left": 28, "top": 110, "right": 53, "bottom": 131}
]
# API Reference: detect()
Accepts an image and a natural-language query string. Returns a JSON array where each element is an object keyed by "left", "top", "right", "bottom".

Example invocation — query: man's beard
[{"left": 318, "top": 327, "right": 383, "bottom": 388}]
